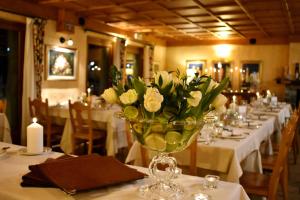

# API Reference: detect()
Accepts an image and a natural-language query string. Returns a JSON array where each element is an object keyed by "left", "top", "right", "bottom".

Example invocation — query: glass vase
[{"left": 129, "top": 119, "right": 204, "bottom": 199}]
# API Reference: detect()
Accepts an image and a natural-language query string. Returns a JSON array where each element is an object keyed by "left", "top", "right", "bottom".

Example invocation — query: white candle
[
  {"left": 27, "top": 118, "right": 43, "bottom": 154},
  {"left": 232, "top": 95, "right": 236, "bottom": 103},
  {"left": 87, "top": 88, "right": 91, "bottom": 97},
  {"left": 256, "top": 92, "right": 260, "bottom": 98}
]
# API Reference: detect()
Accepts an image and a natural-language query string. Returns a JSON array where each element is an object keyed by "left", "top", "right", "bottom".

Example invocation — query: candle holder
[{"left": 204, "top": 175, "right": 219, "bottom": 189}]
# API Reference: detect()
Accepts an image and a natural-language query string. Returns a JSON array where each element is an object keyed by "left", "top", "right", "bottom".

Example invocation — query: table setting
[{"left": 0, "top": 141, "right": 250, "bottom": 200}]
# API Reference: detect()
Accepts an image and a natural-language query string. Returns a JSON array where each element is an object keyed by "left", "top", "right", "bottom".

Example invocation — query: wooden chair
[
  {"left": 29, "top": 98, "right": 63, "bottom": 147},
  {"left": 261, "top": 111, "right": 299, "bottom": 200},
  {"left": 240, "top": 112, "right": 298, "bottom": 200},
  {"left": 68, "top": 100, "right": 106, "bottom": 155},
  {"left": 0, "top": 99, "right": 6, "bottom": 113}
]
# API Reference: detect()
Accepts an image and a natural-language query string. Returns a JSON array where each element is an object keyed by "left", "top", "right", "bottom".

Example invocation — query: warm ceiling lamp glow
[
  {"left": 214, "top": 44, "right": 232, "bottom": 58},
  {"left": 218, "top": 31, "right": 230, "bottom": 39}
]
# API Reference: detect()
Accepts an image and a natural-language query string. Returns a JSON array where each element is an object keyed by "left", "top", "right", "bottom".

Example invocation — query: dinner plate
[{"left": 18, "top": 147, "right": 52, "bottom": 156}]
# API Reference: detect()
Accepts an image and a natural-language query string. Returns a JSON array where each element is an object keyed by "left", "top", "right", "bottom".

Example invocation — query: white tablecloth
[
  {"left": 0, "top": 113, "right": 12, "bottom": 143},
  {"left": 0, "top": 142, "right": 249, "bottom": 200},
  {"left": 49, "top": 105, "right": 127, "bottom": 156}
]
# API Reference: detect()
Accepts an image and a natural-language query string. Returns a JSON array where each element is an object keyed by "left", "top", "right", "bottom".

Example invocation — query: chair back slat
[
  {"left": 0, "top": 99, "right": 7, "bottom": 113},
  {"left": 69, "top": 100, "right": 95, "bottom": 154},
  {"left": 28, "top": 98, "right": 52, "bottom": 147}
]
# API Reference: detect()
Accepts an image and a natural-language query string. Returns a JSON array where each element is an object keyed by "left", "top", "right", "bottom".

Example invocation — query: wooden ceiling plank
[
  {"left": 151, "top": 2, "right": 223, "bottom": 40},
  {"left": 38, "top": 0, "right": 76, "bottom": 4},
  {"left": 234, "top": 0, "right": 269, "bottom": 37},
  {"left": 281, "top": 0, "right": 295, "bottom": 34},
  {"left": 192, "top": 0, "right": 246, "bottom": 38},
  {"left": 98, "top": 1, "right": 201, "bottom": 40}
]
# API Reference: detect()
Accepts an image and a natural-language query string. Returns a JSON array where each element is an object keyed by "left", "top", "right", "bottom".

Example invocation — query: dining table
[
  {"left": 49, "top": 104, "right": 127, "bottom": 156},
  {"left": 0, "top": 113, "right": 12, "bottom": 143},
  {"left": 0, "top": 142, "right": 250, "bottom": 200},
  {"left": 126, "top": 102, "right": 292, "bottom": 183}
]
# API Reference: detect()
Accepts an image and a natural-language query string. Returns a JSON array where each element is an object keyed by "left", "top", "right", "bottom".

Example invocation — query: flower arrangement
[{"left": 101, "top": 67, "right": 229, "bottom": 152}]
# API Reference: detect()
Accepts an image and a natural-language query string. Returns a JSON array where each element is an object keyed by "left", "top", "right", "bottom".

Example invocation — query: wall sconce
[{"left": 59, "top": 36, "right": 74, "bottom": 46}]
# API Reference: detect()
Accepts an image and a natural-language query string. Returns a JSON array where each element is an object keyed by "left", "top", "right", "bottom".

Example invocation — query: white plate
[{"left": 18, "top": 147, "right": 52, "bottom": 156}]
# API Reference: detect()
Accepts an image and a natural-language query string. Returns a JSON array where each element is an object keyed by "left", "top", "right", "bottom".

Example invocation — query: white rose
[
  {"left": 187, "top": 91, "right": 202, "bottom": 107},
  {"left": 154, "top": 71, "right": 172, "bottom": 88},
  {"left": 144, "top": 87, "right": 164, "bottom": 112},
  {"left": 120, "top": 89, "right": 138, "bottom": 105},
  {"left": 101, "top": 88, "right": 118, "bottom": 104},
  {"left": 211, "top": 94, "right": 227, "bottom": 110},
  {"left": 215, "top": 105, "right": 226, "bottom": 114}
]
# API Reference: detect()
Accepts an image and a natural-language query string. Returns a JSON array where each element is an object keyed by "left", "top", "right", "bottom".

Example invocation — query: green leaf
[
  {"left": 132, "top": 78, "right": 146, "bottom": 101},
  {"left": 158, "top": 75, "right": 163, "bottom": 87}
]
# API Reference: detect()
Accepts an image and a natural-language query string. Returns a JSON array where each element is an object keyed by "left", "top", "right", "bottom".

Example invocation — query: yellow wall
[
  {"left": 154, "top": 45, "right": 166, "bottom": 71},
  {"left": 41, "top": 20, "right": 87, "bottom": 105},
  {"left": 165, "top": 44, "right": 289, "bottom": 98}
]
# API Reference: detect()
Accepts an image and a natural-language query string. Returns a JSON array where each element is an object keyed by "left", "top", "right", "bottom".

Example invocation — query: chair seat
[
  {"left": 74, "top": 129, "right": 106, "bottom": 140},
  {"left": 240, "top": 171, "right": 270, "bottom": 197},
  {"left": 261, "top": 153, "right": 277, "bottom": 170}
]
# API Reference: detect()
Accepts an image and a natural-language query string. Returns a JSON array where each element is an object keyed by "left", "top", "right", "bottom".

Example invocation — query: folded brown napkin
[{"left": 21, "top": 154, "right": 145, "bottom": 194}]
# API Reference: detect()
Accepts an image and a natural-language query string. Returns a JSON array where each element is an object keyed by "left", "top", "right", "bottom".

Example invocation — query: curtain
[
  {"left": 143, "top": 45, "right": 154, "bottom": 83},
  {"left": 21, "top": 18, "right": 35, "bottom": 145},
  {"left": 32, "top": 18, "right": 46, "bottom": 99},
  {"left": 119, "top": 39, "right": 126, "bottom": 83}
]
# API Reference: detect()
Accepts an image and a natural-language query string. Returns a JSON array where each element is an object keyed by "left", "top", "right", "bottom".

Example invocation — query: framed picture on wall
[
  {"left": 186, "top": 60, "right": 206, "bottom": 81},
  {"left": 240, "top": 60, "right": 262, "bottom": 90},
  {"left": 45, "top": 46, "right": 77, "bottom": 80}
]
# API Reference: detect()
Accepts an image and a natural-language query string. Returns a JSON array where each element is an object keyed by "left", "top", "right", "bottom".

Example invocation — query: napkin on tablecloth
[{"left": 21, "top": 154, "right": 145, "bottom": 194}]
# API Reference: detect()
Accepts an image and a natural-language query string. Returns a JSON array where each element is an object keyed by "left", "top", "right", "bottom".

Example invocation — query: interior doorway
[
  {"left": 0, "top": 19, "right": 25, "bottom": 144},
  {"left": 125, "top": 45, "right": 143, "bottom": 80},
  {"left": 86, "top": 37, "right": 112, "bottom": 96}
]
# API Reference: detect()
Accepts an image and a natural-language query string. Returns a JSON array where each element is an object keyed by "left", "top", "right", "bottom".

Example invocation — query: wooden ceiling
[{"left": 4, "top": 0, "right": 300, "bottom": 44}]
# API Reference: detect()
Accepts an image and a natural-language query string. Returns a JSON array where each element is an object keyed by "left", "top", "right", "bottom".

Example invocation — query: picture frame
[
  {"left": 45, "top": 46, "right": 77, "bottom": 80},
  {"left": 240, "top": 60, "right": 262, "bottom": 90},
  {"left": 186, "top": 60, "right": 206, "bottom": 80},
  {"left": 212, "top": 61, "right": 231, "bottom": 82}
]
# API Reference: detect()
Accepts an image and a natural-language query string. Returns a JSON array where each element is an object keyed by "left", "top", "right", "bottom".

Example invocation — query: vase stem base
[{"left": 139, "top": 181, "right": 184, "bottom": 200}]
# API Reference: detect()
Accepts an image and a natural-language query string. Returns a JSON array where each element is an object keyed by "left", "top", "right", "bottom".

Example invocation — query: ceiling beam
[
  {"left": 38, "top": 0, "right": 77, "bottom": 4},
  {"left": 234, "top": 0, "right": 269, "bottom": 37},
  {"left": 192, "top": 0, "right": 246, "bottom": 38},
  {"left": 0, "top": 0, "right": 57, "bottom": 19},
  {"left": 281, "top": 0, "right": 295, "bottom": 34}
]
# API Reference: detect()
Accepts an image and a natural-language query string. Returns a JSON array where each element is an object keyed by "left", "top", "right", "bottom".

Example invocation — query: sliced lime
[
  {"left": 184, "top": 117, "right": 196, "bottom": 131},
  {"left": 151, "top": 123, "right": 164, "bottom": 132},
  {"left": 166, "top": 143, "right": 179, "bottom": 152},
  {"left": 144, "top": 133, "right": 166, "bottom": 151},
  {"left": 124, "top": 106, "right": 139, "bottom": 120},
  {"left": 132, "top": 123, "right": 143, "bottom": 134},
  {"left": 165, "top": 131, "right": 182, "bottom": 145}
]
